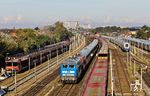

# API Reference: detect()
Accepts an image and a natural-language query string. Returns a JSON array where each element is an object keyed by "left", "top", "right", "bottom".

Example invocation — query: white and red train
[{"left": 82, "top": 38, "right": 109, "bottom": 96}]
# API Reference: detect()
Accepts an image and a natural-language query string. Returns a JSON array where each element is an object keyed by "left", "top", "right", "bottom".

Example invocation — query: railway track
[
  {"left": 10, "top": 37, "right": 90, "bottom": 96},
  {"left": 112, "top": 49, "right": 133, "bottom": 96},
  {"left": 0, "top": 50, "right": 68, "bottom": 85},
  {"left": 129, "top": 58, "right": 150, "bottom": 88},
  {"left": 130, "top": 52, "right": 150, "bottom": 89},
  {"left": 131, "top": 52, "right": 150, "bottom": 67},
  {"left": 40, "top": 47, "right": 98, "bottom": 96},
  {"left": 109, "top": 42, "right": 149, "bottom": 95},
  {"left": 55, "top": 84, "right": 74, "bottom": 96},
  {"left": 143, "top": 72, "right": 150, "bottom": 88},
  {"left": 22, "top": 68, "right": 60, "bottom": 96},
  {"left": 7, "top": 51, "right": 71, "bottom": 90}
]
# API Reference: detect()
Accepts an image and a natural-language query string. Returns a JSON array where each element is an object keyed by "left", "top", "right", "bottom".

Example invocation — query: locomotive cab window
[
  {"left": 63, "top": 65, "right": 68, "bottom": 68},
  {"left": 98, "top": 54, "right": 108, "bottom": 57},
  {"left": 125, "top": 44, "right": 128, "bottom": 47},
  {"left": 69, "top": 65, "right": 74, "bottom": 68},
  {"left": 7, "top": 62, "right": 18, "bottom": 66}
]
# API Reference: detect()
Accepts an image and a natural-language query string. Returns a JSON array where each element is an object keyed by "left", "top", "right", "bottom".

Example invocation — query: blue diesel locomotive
[{"left": 60, "top": 39, "right": 99, "bottom": 83}]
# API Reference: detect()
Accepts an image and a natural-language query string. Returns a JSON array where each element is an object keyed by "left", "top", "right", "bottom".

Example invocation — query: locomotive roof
[{"left": 63, "top": 56, "right": 80, "bottom": 65}]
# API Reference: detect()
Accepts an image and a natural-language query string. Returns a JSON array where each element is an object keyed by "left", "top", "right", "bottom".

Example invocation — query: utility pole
[
  {"left": 69, "top": 43, "right": 71, "bottom": 57},
  {"left": 14, "top": 69, "right": 17, "bottom": 93},
  {"left": 11, "top": 58, "right": 14, "bottom": 75},
  {"left": 140, "top": 66, "right": 147, "bottom": 91},
  {"left": 133, "top": 60, "right": 136, "bottom": 76},
  {"left": 57, "top": 48, "right": 58, "bottom": 65},
  {"left": 39, "top": 46, "right": 42, "bottom": 64},
  {"left": 129, "top": 51, "right": 131, "bottom": 69},
  {"left": 34, "top": 61, "right": 37, "bottom": 82},
  {"left": 40, "top": 53, "right": 42, "bottom": 64},
  {"left": 28, "top": 55, "right": 31, "bottom": 71},
  {"left": 129, "top": 41, "right": 131, "bottom": 69},
  {"left": 47, "top": 54, "right": 50, "bottom": 74},
  {"left": 140, "top": 67, "right": 143, "bottom": 91},
  {"left": 138, "top": 42, "right": 140, "bottom": 57},
  {"left": 141, "top": 43, "right": 143, "bottom": 59},
  {"left": 110, "top": 50, "right": 113, "bottom": 96},
  {"left": 127, "top": 52, "right": 129, "bottom": 69}
]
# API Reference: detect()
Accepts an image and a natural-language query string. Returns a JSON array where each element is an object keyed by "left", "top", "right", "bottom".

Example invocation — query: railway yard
[{"left": 0, "top": 34, "right": 150, "bottom": 96}]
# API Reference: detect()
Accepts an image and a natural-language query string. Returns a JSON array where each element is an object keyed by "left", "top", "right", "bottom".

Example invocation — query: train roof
[
  {"left": 124, "top": 37, "right": 150, "bottom": 45},
  {"left": 5, "top": 41, "right": 68, "bottom": 62},
  {"left": 80, "top": 39, "right": 98, "bottom": 57},
  {"left": 104, "top": 36, "right": 129, "bottom": 45}
]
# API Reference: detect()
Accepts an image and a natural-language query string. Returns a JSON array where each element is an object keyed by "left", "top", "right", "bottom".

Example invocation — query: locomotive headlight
[
  {"left": 70, "top": 71, "right": 75, "bottom": 73},
  {"left": 67, "top": 74, "right": 74, "bottom": 76}
]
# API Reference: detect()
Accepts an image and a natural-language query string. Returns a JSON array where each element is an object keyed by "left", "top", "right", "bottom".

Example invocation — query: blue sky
[{"left": 0, "top": 0, "right": 150, "bottom": 28}]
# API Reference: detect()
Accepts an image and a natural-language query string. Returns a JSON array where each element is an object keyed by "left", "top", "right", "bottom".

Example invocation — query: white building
[
  {"left": 80, "top": 24, "right": 91, "bottom": 29},
  {"left": 63, "top": 21, "right": 79, "bottom": 30}
]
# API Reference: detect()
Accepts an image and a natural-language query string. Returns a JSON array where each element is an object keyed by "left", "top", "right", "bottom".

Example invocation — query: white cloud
[
  {"left": 104, "top": 16, "right": 111, "bottom": 23},
  {"left": 3, "top": 16, "right": 13, "bottom": 23},
  {"left": 16, "top": 15, "right": 23, "bottom": 21}
]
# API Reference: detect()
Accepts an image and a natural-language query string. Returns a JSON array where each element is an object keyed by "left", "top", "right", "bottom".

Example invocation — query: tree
[
  {"left": 54, "top": 22, "right": 73, "bottom": 42},
  {"left": 34, "top": 27, "right": 40, "bottom": 30},
  {"left": 0, "top": 32, "right": 18, "bottom": 66},
  {"left": 136, "top": 25, "right": 150, "bottom": 40},
  {"left": 16, "top": 29, "right": 37, "bottom": 53},
  {"left": 0, "top": 32, "right": 18, "bottom": 55}
]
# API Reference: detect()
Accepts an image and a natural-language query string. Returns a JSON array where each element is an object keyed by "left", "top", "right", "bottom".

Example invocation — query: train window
[
  {"left": 69, "top": 65, "right": 74, "bottom": 68},
  {"left": 7, "top": 62, "right": 18, "bottom": 66},
  {"left": 63, "top": 65, "right": 68, "bottom": 68}
]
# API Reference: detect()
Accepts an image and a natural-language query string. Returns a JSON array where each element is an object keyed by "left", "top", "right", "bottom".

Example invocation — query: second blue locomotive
[{"left": 60, "top": 39, "right": 99, "bottom": 83}]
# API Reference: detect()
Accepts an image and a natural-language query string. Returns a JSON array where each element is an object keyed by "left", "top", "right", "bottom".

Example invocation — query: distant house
[
  {"left": 0, "top": 29, "right": 13, "bottom": 33},
  {"left": 125, "top": 31, "right": 137, "bottom": 37},
  {"left": 0, "top": 28, "right": 17, "bottom": 37}
]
